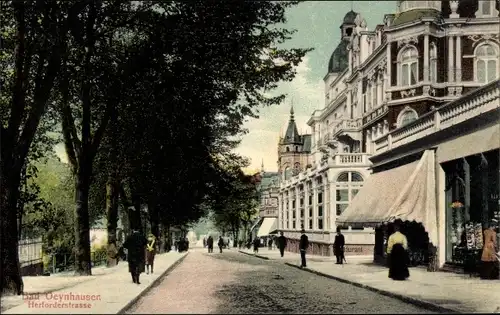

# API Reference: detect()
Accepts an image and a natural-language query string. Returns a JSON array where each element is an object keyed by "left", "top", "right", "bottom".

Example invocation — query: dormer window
[
  {"left": 398, "top": 46, "right": 418, "bottom": 86},
  {"left": 475, "top": 43, "right": 499, "bottom": 83},
  {"left": 397, "top": 108, "right": 418, "bottom": 127},
  {"left": 475, "top": 0, "right": 499, "bottom": 17}
]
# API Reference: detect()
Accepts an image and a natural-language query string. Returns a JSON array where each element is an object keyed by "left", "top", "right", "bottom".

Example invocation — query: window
[
  {"left": 292, "top": 210, "right": 296, "bottom": 219},
  {"left": 475, "top": 44, "right": 499, "bottom": 84},
  {"left": 308, "top": 219, "right": 313, "bottom": 230},
  {"left": 351, "top": 172, "right": 363, "bottom": 182},
  {"left": 286, "top": 221, "right": 289, "bottom": 229},
  {"left": 336, "top": 204, "right": 349, "bottom": 216},
  {"left": 300, "top": 198, "right": 304, "bottom": 206},
  {"left": 318, "top": 218, "right": 323, "bottom": 230},
  {"left": 292, "top": 200, "right": 296, "bottom": 209},
  {"left": 335, "top": 172, "right": 364, "bottom": 216},
  {"left": 336, "top": 189, "right": 349, "bottom": 202},
  {"left": 284, "top": 167, "right": 292, "bottom": 180},
  {"left": 399, "top": 46, "right": 418, "bottom": 86},
  {"left": 308, "top": 195, "right": 313, "bottom": 205},
  {"left": 286, "top": 147, "right": 290, "bottom": 152},
  {"left": 430, "top": 43, "right": 437, "bottom": 83},
  {"left": 292, "top": 221, "right": 296, "bottom": 229},
  {"left": 398, "top": 108, "right": 418, "bottom": 127},
  {"left": 318, "top": 205, "right": 323, "bottom": 217},
  {"left": 337, "top": 172, "right": 349, "bottom": 182},
  {"left": 300, "top": 209, "right": 304, "bottom": 218},
  {"left": 318, "top": 192, "right": 323, "bottom": 204},
  {"left": 308, "top": 207, "right": 313, "bottom": 217}
]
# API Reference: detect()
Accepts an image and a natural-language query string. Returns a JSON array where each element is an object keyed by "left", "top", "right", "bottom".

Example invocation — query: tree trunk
[
  {"left": 105, "top": 173, "right": 119, "bottom": 267},
  {"left": 74, "top": 167, "right": 92, "bottom": 276},
  {"left": 0, "top": 175, "right": 24, "bottom": 296}
]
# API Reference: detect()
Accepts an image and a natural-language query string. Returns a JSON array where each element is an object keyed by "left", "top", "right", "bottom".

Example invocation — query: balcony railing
[
  {"left": 374, "top": 79, "right": 500, "bottom": 154},
  {"left": 332, "top": 153, "right": 371, "bottom": 165}
]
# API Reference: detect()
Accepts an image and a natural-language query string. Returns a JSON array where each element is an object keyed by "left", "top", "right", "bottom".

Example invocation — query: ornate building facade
[{"left": 277, "top": 0, "right": 500, "bottom": 259}]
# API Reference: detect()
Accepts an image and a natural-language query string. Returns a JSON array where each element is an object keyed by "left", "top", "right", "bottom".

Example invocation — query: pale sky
[
  {"left": 56, "top": 1, "right": 396, "bottom": 171},
  {"left": 235, "top": 1, "right": 395, "bottom": 173}
]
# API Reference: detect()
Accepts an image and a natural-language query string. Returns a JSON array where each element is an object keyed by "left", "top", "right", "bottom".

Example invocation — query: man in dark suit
[
  {"left": 334, "top": 227, "right": 345, "bottom": 264},
  {"left": 277, "top": 232, "right": 287, "bottom": 257},
  {"left": 299, "top": 229, "right": 309, "bottom": 268},
  {"left": 123, "top": 229, "right": 147, "bottom": 284}
]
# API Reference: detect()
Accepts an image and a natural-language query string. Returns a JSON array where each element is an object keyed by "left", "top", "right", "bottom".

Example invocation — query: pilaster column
[
  {"left": 455, "top": 35, "right": 462, "bottom": 83},
  {"left": 424, "top": 34, "right": 429, "bottom": 82},
  {"left": 328, "top": 180, "right": 337, "bottom": 231},
  {"left": 386, "top": 44, "right": 392, "bottom": 99},
  {"left": 288, "top": 191, "right": 293, "bottom": 229},
  {"left": 312, "top": 180, "right": 318, "bottom": 230},
  {"left": 278, "top": 194, "right": 282, "bottom": 230},
  {"left": 448, "top": 36, "right": 455, "bottom": 82},
  {"left": 346, "top": 86, "right": 352, "bottom": 119},
  {"left": 377, "top": 74, "right": 383, "bottom": 105}
]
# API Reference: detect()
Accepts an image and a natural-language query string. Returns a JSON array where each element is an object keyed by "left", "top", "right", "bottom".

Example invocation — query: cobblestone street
[{"left": 127, "top": 249, "right": 438, "bottom": 314}]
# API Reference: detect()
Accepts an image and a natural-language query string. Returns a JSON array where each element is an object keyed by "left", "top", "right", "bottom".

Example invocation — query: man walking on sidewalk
[
  {"left": 277, "top": 232, "right": 287, "bottom": 257},
  {"left": 123, "top": 229, "right": 147, "bottom": 284},
  {"left": 299, "top": 228, "right": 309, "bottom": 268},
  {"left": 218, "top": 236, "right": 225, "bottom": 253},
  {"left": 334, "top": 227, "right": 345, "bottom": 265}
]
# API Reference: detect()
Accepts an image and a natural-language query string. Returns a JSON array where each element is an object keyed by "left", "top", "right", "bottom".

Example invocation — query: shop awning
[
  {"left": 437, "top": 123, "right": 499, "bottom": 163},
  {"left": 257, "top": 218, "right": 278, "bottom": 237},
  {"left": 337, "top": 150, "right": 438, "bottom": 246},
  {"left": 250, "top": 218, "right": 263, "bottom": 232}
]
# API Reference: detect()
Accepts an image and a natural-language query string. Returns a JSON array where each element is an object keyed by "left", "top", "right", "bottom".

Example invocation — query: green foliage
[{"left": 22, "top": 156, "right": 75, "bottom": 255}]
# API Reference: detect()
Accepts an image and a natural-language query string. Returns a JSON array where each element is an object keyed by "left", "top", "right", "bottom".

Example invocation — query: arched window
[
  {"left": 335, "top": 172, "right": 364, "bottom": 215},
  {"left": 398, "top": 108, "right": 418, "bottom": 127},
  {"left": 295, "top": 146, "right": 298, "bottom": 152},
  {"left": 286, "top": 147, "right": 290, "bottom": 152},
  {"left": 475, "top": 44, "right": 499, "bottom": 84},
  {"left": 429, "top": 43, "right": 437, "bottom": 83},
  {"left": 284, "top": 167, "right": 292, "bottom": 180},
  {"left": 398, "top": 46, "right": 418, "bottom": 86},
  {"left": 337, "top": 172, "right": 349, "bottom": 182}
]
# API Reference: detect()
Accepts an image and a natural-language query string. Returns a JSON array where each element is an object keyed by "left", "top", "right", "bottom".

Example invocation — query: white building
[{"left": 278, "top": 0, "right": 500, "bottom": 262}]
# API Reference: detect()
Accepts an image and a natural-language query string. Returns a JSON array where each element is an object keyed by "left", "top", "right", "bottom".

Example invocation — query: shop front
[{"left": 441, "top": 148, "right": 499, "bottom": 276}]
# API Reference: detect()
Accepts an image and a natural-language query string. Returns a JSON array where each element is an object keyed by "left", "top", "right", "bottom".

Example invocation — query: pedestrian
[
  {"left": 277, "top": 231, "right": 287, "bottom": 257},
  {"left": 268, "top": 238, "right": 273, "bottom": 250},
  {"left": 207, "top": 236, "right": 214, "bottom": 253},
  {"left": 253, "top": 238, "right": 260, "bottom": 253},
  {"left": 334, "top": 227, "right": 345, "bottom": 265},
  {"left": 186, "top": 238, "right": 190, "bottom": 251},
  {"left": 238, "top": 240, "right": 243, "bottom": 249},
  {"left": 480, "top": 222, "right": 499, "bottom": 280},
  {"left": 145, "top": 234, "right": 156, "bottom": 274},
  {"left": 123, "top": 229, "right": 147, "bottom": 284},
  {"left": 218, "top": 236, "right": 224, "bottom": 253},
  {"left": 299, "top": 228, "right": 309, "bottom": 268},
  {"left": 387, "top": 221, "right": 410, "bottom": 281},
  {"left": 203, "top": 237, "right": 207, "bottom": 248}
]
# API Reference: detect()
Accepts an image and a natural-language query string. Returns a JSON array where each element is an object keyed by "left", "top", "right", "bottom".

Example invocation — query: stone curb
[
  {"left": 237, "top": 250, "right": 269, "bottom": 260},
  {"left": 117, "top": 252, "right": 189, "bottom": 314},
  {"left": 284, "top": 262, "right": 460, "bottom": 314}
]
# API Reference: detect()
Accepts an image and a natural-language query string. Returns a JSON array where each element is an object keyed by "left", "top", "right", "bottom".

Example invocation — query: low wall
[
  {"left": 21, "top": 262, "right": 43, "bottom": 276},
  {"left": 282, "top": 228, "right": 375, "bottom": 257}
]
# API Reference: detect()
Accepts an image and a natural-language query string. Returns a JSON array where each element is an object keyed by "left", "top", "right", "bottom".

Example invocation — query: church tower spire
[{"left": 283, "top": 104, "right": 300, "bottom": 144}]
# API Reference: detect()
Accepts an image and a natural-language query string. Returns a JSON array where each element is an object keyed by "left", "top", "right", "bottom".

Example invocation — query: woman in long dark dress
[{"left": 387, "top": 222, "right": 410, "bottom": 281}]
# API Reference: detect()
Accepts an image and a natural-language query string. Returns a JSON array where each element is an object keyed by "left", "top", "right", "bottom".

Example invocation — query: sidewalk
[
  {"left": 239, "top": 248, "right": 500, "bottom": 314},
  {"left": 2, "top": 251, "right": 189, "bottom": 314}
]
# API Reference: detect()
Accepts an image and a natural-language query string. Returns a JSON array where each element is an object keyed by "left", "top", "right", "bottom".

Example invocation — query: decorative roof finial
[{"left": 290, "top": 98, "right": 295, "bottom": 120}]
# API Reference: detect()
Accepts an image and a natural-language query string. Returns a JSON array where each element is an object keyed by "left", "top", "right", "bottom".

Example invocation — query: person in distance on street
[
  {"left": 145, "top": 234, "right": 156, "bottom": 274},
  {"left": 480, "top": 222, "right": 499, "bottom": 280},
  {"left": 123, "top": 229, "right": 147, "bottom": 284},
  {"left": 218, "top": 236, "right": 225, "bottom": 253},
  {"left": 277, "top": 232, "right": 287, "bottom": 258},
  {"left": 207, "top": 235, "right": 214, "bottom": 253},
  {"left": 387, "top": 220, "right": 410, "bottom": 281},
  {"left": 253, "top": 237, "right": 260, "bottom": 254},
  {"left": 334, "top": 227, "right": 345, "bottom": 265},
  {"left": 299, "top": 228, "right": 309, "bottom": 268}
]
